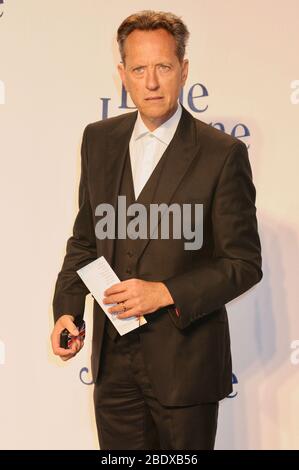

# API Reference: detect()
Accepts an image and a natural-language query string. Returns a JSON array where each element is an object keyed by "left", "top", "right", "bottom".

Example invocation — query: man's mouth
[{"left": 145, "top": 97, "right": 163, "bottom": 101}]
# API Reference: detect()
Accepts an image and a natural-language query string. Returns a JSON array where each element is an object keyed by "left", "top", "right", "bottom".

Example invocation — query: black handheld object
[{"left": 60, "top": 317, "right": 86, "bottom": 349}]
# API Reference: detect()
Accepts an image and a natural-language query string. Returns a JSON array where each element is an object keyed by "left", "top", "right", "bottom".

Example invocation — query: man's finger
[
  {"left": 53, "top": 346, "right": 76, "bottom": 356},
  {"left": 104, "top": 281, "right": 127, "bottom": 296},
  {"left": 63, "top": 317, "right": 79, "bottom": 336},
  {"left": 108, "top": 300, "right": 134, "bottom": 314},
  {"left": 117, "top": 308, "right": 141, "bottom": 319},
  {"left": 61, "top": 352, "right": 75, "bottom": 362},
  {"left": 103, "top": 293, "right": 128, "bottom": 305}
]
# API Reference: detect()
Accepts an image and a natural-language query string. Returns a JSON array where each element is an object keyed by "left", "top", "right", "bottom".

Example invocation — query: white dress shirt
[{"left": 129, "top": 102, "right": 182, "bottom": 200}]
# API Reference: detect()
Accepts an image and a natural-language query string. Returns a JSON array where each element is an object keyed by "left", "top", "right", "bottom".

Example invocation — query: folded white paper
[{"left": 77, "top": 256, "right": 147, "bottom": 336}]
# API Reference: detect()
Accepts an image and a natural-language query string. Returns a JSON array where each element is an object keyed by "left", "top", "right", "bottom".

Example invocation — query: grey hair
[{"left": 117, "top": 10, "right": 190, "bottom": 65}]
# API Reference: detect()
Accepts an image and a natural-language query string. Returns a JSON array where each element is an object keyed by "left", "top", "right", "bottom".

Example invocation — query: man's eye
[
  {"left": 158, "top": 64, "right": 170, "bottom": 71},
  {"left": 133, "top": 67, "right": 145, "bottom": 74}
]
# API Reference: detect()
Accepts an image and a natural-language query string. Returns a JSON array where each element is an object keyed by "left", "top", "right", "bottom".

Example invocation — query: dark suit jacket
[{"left": 53, "top": 106, "right": 262, "bottom": 406}]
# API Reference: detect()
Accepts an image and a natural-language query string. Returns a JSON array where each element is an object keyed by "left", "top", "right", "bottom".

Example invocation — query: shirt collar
[{"left": 132, "top": 102, "right": 182, "bottom": 145}]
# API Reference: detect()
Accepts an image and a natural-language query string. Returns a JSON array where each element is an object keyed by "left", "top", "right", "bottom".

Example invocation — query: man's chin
[{"left": 141, "top": 107, "right": 171, "bottom": 121}]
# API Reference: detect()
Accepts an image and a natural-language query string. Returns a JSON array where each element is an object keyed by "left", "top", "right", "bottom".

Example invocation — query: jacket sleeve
[
  {"left": 164, "top": 141, "right": 262, "bottom": 330},
  {"left": 52, "top": 125, "right": 97, "bottom": 323}
]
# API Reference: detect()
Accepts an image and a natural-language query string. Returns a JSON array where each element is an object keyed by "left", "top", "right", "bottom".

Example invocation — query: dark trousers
[{"left": 93, "top": 329, "right": 219, "bottom": 450}]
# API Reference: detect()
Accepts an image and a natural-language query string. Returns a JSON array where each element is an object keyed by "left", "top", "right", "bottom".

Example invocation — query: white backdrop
[{"left": 0, "top": 0, "right": 298, "bottom": 449}]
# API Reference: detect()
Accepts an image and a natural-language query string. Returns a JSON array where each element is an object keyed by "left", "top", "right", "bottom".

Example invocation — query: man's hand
[
  {"left": 51, "top": 314, "right": 84, "bottom": 361},
  {"left": 103, "top": 279, "right": 174, "bottom": 319}
]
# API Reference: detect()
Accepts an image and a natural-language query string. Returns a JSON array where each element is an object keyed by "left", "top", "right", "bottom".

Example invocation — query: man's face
[{"left": 118, "top": 28, "right": 188, "bottom": 131}]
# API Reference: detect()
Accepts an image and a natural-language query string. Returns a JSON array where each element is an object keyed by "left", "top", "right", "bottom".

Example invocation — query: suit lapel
[
  {"left": 101, "top": 111, "right": 137, "bottom": 265},
  {"left": 133, "top": 106, "right": 201, "bottom": 262}
]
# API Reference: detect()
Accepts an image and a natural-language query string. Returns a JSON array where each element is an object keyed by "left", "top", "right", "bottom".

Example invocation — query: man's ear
[
  {"left": 117, "top": 63, "right": 127, "bottom": 91},
  {"left": 181, "top": 59, "right": 189, "bottom": 87}
]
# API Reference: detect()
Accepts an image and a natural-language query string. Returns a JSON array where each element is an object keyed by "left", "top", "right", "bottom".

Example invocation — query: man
[{"left": 51, "top": 11, "right": 262, "bottom": 450}]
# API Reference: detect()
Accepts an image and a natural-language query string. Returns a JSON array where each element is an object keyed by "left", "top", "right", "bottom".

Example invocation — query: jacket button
[
  {"left": 126, "top": 268, "right": 132, "bottom": 274},
  {"left": 127, "top": 251, "right": 133, "bottom": 258}
]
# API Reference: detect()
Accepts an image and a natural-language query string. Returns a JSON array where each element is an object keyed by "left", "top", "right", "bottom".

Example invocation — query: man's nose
[{"left": 145, "top": 68, "right": 159, "bottom": 90}]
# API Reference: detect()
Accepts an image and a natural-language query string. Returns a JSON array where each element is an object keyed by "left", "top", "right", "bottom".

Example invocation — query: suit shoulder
[
  {"left": 193, "top": 115, "right": 247, "bottom": 154},
  {"left": 84, "top": 111, "right": 137, "bottom": 136}
]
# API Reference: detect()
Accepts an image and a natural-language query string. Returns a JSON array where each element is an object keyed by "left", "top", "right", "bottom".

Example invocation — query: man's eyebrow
[
  {"left": 156, "top": 62, "right": 173, "bottom": 67},
  {"left": 128, "top": 64, "right": 147, "bottom": 70},
  {"left": 128, "top": 62, "right": 173, "bottom": 70}
]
